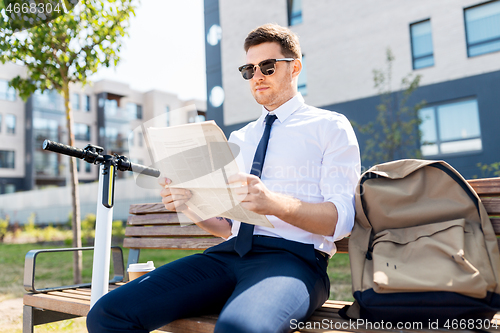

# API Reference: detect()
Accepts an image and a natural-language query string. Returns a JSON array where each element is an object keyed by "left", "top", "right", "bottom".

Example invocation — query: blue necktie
[{"left": 234, "top": 113, "right": 277, "bottom": 257}]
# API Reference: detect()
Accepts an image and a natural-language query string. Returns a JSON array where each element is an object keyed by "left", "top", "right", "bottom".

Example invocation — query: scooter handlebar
[
  {"left": 42, "top": 139, "right": 160, "bottom": 178},
  {"left": 130, "top": 162, "right": 161, "bottom": 178},
  {"left": 42, "top": 140, "right": 85, "bottom": 159}
]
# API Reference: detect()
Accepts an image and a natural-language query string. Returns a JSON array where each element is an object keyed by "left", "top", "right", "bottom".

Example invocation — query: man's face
[{"left": 245, "top": 42, "right": 300, "bottom": 111}]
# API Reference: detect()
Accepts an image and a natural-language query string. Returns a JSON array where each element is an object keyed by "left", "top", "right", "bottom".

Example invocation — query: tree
[
  {"left": 353, "top": 48, "right": 426, "bottom": 166},
  {"left": 0, "top": 0, "right": 136, "bottom": 283}
]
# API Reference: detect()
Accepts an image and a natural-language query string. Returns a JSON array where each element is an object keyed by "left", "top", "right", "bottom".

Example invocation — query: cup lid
[{"left": 127, "top": 261, "right": 155, "bottom": 272}]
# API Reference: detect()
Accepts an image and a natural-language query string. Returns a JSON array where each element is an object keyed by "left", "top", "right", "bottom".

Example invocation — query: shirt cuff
[{"left": 325, "top": 200, "right": 354, "bottom": 242}]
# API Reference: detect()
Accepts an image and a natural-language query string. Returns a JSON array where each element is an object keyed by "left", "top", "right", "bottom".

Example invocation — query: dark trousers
[{"left": 86, "top": 236, "right": 330, "bottom": 333}]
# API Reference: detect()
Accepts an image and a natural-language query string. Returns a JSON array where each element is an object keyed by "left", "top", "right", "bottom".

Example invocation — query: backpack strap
[{"left": 429, "top": 163, "right": 480, "bottom": 214}]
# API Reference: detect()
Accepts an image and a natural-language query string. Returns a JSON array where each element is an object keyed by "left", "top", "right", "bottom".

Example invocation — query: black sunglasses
[{"left": 238, "top": 58, "right": 295, "bottom": 80}]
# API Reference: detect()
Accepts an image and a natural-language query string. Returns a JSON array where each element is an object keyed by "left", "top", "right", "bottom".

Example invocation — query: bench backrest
[{"left": 125, "top": 178, "right": 500, "bottom": 254}]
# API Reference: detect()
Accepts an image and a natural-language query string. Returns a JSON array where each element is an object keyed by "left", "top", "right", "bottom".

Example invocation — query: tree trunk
[{"left": 63, "top": 82, "right": 83, "bottom": 284}]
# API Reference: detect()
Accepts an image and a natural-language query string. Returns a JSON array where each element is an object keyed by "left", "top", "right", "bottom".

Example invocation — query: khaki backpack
[{"left": 340, "top": 159, "right": 500, "bottom": 324}]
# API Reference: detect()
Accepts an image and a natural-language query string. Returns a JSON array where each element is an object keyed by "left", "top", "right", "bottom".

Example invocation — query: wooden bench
[{"left": 23, "top": 177, "right": 500, "bottom": 333}]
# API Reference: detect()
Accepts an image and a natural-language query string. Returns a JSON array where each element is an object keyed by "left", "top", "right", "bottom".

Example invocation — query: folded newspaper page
[{"left": 146, "top": 121, "right": 273, "bottom": 228}]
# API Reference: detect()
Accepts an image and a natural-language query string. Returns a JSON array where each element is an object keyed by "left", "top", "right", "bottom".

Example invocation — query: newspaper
[{"left": 146, "top": 121, "right": 273, "bottom": 228}]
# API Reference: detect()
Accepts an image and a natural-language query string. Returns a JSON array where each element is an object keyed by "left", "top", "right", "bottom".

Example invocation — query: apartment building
[
  {"left": 203, "top": 0, "right": 500, "bottom": 178},
  {"left": 0, "top": 62, "right": 206, "bottom": 194}
]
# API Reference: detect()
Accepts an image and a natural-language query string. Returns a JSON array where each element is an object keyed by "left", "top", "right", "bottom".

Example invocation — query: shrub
[
  {"left": 24, "top": 213, "right": 39, "bottom": 240},
  {"left": 0, "top": 216, "right": 9, "bottom": 242},
  {"left": 112, "top": 220, "right": 125, "bottom": 238}
]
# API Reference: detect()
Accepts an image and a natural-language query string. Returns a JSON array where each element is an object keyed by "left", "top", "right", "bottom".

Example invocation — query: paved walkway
[{"left": 0, "top": 298, "right": 23, "bottom": 332}]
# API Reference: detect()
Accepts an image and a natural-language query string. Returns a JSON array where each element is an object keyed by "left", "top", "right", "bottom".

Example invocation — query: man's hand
[
  {"left": 228, "top": 172, "right": 278, "bottom": 216},
  {"left": 159, "top": 177, "right": 192, "bottom": 212},
  {"left": 158, "top": 177, "right": 232, "bottom": 238},
  {"left": 228, "top": 172, "right": 338, "bottom": 236}
]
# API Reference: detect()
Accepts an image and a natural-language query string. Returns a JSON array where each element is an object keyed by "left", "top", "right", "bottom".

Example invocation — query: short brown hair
[{"left": 244, "top": 23, "right": 301, "bottom": 59}]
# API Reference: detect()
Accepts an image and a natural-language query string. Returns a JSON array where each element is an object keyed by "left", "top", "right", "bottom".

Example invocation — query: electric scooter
[{"left": 42, "top": 139, "right": 160, "bottom": 307}]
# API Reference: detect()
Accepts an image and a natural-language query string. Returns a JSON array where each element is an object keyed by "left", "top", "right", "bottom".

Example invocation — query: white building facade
[
  {"left": 204, "top": 0, "right": 500, "bottom": 178},
  {"left": 0, "top": 62, "right": 206, "bottom": 195}
]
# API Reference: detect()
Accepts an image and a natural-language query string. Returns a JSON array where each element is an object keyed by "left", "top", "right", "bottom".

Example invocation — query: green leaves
[
  {"left": 353, "top": 48, "right": 426, "bottom": 166},
  {"left": 1, "top": 0, "right": 137, "bottom": 100}
]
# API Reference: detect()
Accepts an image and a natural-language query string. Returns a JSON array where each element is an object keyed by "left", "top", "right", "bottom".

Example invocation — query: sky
[{"left": 90, "top": 0, "right": 207, "bottom": 101}]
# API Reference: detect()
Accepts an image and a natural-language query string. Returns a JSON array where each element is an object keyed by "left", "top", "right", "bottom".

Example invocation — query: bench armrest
[{"left": 24, "top": 246, "right": 124, "bottom": 293}]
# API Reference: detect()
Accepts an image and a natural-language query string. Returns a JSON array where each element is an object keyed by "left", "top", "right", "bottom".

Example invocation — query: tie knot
[{"left": 265, "top": 114, "right": 277, "bottom": 126}]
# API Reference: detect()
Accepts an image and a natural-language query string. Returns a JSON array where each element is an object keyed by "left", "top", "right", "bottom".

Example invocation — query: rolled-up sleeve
[{"left": 319, "top": 114, "right": 361, "bottom": 242}]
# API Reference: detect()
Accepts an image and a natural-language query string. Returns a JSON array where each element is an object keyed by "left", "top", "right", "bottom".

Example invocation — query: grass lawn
[
  {"left": 0, "top": 241, "right": 352, "bottom": 332},
  {"left": 0, "top": 242, "right": 353, "bottom": 301},
  {"left": 0, "top": 242, "right": 201, "bottom": 299}
]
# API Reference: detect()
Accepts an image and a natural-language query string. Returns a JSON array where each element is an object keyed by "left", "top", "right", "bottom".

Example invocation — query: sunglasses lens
[
  {"left": 240, "top": 65, "right": 254, "bottom": 80},
  {"left": 259, "top": 60, "right": 276, "bottom": 76},
  {"left": 239, "top": 59, "right": 282, "bottom": 80}
]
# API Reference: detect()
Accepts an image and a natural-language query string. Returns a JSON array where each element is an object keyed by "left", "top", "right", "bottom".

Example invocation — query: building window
[
  {"left": 82, "top": 95, "right": 91, "bottom": 112},
  {"left": 464, "top": 0, "right": 500, "bottom": 57},
  {"left": 410, "top": 19, "right": 434, "bottom": 69},
  {"left": 6, "top": 114, "right": 16, "bottom": 134},
  {"left": 128, "top": 130, "right": 134, "bottom": 147},
  {"left": 74, "top": 123, "right": 91, "bottom": 141},
  {"left": 287, "top": 0, "right": 302, "bottom": 26},
  {"left": 166, "top": 105, "right": 170, "bottom": 126},
  {"left": 5, "top": 184, "right": 16, "bottom": 193},
  {"left": 419, "top": 98, "right": 482, "bottom": 156},
  {"left": 0, "top": 150, "right": 15, "bottom": 169},
  {"left": 298, "top": 55, "right": 307, "bottom": 96},
  {"left": 35, "top": 149, "right": 59, "bottom": 177},
  {"left": 188, "top": 111, "right": 206, "bottom": 123},
  {"left": 85, "top": 161, "right": 91, "bottom": 173},
  {"left": 33, "top": 90, "right": 64, "bottom": 112},
  {"left": 76, "top": 158, "right": 80, "bottom": 172},
  {"left": 136, "top": 104, "right": 143, "bottom": 119},
  {"left": 72, "top": 93, "right": 80, "bottom": 111},
  {"left": 33, "top": 117, "right": 60, "bottom": 148},
  {"left": 126, "top": 103, "right": 143, "bottom": 120},
  {"left": 138, "top": 132, "right": 143, "bottom": 147},
  {"left": 0, "top": 79, "right": 16, "bottom": 101},
  {"left": 104, "top": 99, "right": 118, "bottom": 116}
]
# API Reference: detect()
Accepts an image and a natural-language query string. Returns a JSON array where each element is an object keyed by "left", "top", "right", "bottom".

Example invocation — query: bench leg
[
  {"left": 23, "top": 304, "right": 80, "bottom": 332},
  {"left": 23, "top": 305, "right": 34, "bottom": 333}
]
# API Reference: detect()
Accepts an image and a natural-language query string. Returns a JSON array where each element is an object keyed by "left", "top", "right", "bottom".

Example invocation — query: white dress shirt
[{"left": 227, "top": 93, "right": 361, "bottom": 257}]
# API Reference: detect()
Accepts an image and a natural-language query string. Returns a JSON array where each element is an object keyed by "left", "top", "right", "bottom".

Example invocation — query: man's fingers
[
  {"left": 232, "top": 185, "right": 249, "bottom": 196},
  {"left": 158, "top": 177, "right": 172, "bottom": 187},
  {"left": 171, "top": 193, "right": 191, "bottom": 202},
  {"left": 227, "top": 172, "right": 259, "bottom": 185},
  {"left": 162, "top": 199, "right": 187, "bottom": 212},
  {"left": 162, "top": 194, "right": 190, "bottom": 211},
  {"left": 160, "top": 187, "right": 191, "bottom": 197},
  {"left": 234, "top": 193, "right": 249, "bottom": 203}
]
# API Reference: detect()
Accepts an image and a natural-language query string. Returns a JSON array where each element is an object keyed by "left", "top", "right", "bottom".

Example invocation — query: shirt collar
[{"left": 259, "top": 93, "right": 304, "bottom": 125}]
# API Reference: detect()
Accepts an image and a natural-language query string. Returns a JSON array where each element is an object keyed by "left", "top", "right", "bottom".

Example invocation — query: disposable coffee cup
[{"left": 127, "top": 261, "right": 155, "bottom": 281}]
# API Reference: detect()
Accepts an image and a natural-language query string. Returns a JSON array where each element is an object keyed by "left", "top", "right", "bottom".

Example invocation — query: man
[{"left": 87, "top": 23, "right": 360, "bottom": 333}]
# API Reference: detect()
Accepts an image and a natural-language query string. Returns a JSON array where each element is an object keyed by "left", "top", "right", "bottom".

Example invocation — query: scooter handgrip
[
  {"left": 130, "top": 162, "right": 160, "bottom": 178},
  {"left": 42, "top": 140, "right": 85, "bottom": 159}
]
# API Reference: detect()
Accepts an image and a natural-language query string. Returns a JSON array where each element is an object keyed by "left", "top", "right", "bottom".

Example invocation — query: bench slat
[
  {"left": 130, "top": 203, "right": 171, "bottom": 214},
  {"left": 159, "top": 316, "right": 218, "bottom": 333},
  {"left": 47, "top": 291, "right": 91, "bottom": 302},
  {"left": 334, "top": 238, "right": 349, "bottom": 254},
  {"left": 128, "top": 212, "right": 192, "bottom": 225},
  {"left": 123, "top": 237, "right": 224, "bottom": 250},
  {"left": 491, "top": 218, "right": 500, "bottom": 234},
  {"left": 481, "top": 197, "right": 500, "bottom": 215},
  {"left": 125, "top": 225, "right": 214, "bottom": 237},
  {"left": 468, "top": 178, "right": 500, "bottom": 195},
  {"left": 125, "top": 219, "right": 500, "bottom": 237},
  {"left": 24, "top": 293, "right": 90, "bottom": 317}
]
